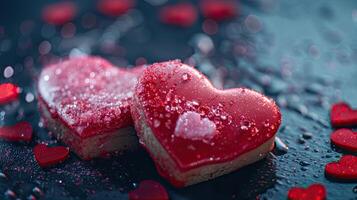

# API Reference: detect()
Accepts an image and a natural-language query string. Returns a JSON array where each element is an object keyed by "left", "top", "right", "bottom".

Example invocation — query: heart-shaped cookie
[
  {"left": 0, "top": 83, "right": 19, "bottom": 104},
  {"left": 0, "top": 122, "right": 33, "bottom": 142},
  {"left": 128, "top": 180, "right": 169, "bottom": 200},
  {"left": 330, "top": 102, "right": 357, "bottom": 127},
  {"left": 330, "top": 129, "right": 357, "bottom": 152},
  {"left": 38, "top": 56, "right": 143, "bottom": 160},
  {"left": 33, "top": 144, "right": 69, "bottom": 168},
  {"left": 131, "top": 60, "right": 281, "bottom": 186},
  {"left": 287, "top": 183, "right": 326, "bottom": 200},
  {"left": 325, "top": 155, "right": 357, "bottom": 181}
]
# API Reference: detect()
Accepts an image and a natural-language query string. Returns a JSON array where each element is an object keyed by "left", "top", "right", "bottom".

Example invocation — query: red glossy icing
[
  {"left": 0, "top": 83, "right": 19, "bottom": 104},
  {"left": 0, "top": 122, "right": 32, "bottom": 142},
  {"left": 38, "top": 56, "right": 142, "bottom": 138},
  {"left": 325, "top": 155, "right": 357, "bottom": 180},
  {"left": 330, "top": 102, "right": 357, "bottom": 127},
  {"left": 287, "top": 184, "right": 326, "bottom": 200},
  {"left": 133, "top": 60, "right": 281, "bottom": 171},
  {"left": 42, "top": 2, "right": 77, "bottom": 25},
  {"left": 159, "top": 3, "right": 198, "bottom": 27},
  {"left": 330, "top": 129, "right": 357, "bottom": 152},
  {"left": 200, "top": 0, "right": 238, "bottom": 21},
  {"left": 97, "top": 0, "right": 135, "bottom": 17},
  {"left": 128, "top": 180, "right": 169, "bottom": 200},
  {"left": 33, "top": 144, "right": 69, "bottom": 168}
]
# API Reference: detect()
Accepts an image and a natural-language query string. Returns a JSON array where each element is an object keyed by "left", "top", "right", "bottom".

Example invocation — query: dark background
[{"left": 0, "top": 0, "right": 357, "bottom": 199}]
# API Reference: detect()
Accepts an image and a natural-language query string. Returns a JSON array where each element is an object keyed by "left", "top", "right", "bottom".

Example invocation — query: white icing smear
[{"left": 174, "top": 111, "right": 216, "bottom": 142}]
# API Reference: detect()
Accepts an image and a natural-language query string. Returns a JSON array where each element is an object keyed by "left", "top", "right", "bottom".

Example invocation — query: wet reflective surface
[{"left": 1, "top": 0, "right": 357, "bottom": 199}]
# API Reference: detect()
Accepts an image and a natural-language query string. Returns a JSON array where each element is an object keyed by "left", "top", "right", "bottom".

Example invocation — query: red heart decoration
[
  {"left": 200, "top": 0, "right": 238, "bottom": 21},
  {"left": 33, "top": 144, "right": 69, "bottom": 168},
  {"left": 97, "top": 0, "right": 135, "bottom": 17},
  {"left": 330, "top": 129, "right": 357, "bottom": 152},
  {"left": 128, "top": 180, "right": 169, "bottom": 200},
  {"left": 38, "top": 56, "right": 143, "bottom": 159},
  {"left": 330, "top": 102, "right": 357, "bottom": 127},
  {"left": 42, "top": 2, "right": 77, "bottom": 25},
  {"left": 131, "top": 60, "right": 281, "bottom": 186},
  {"left": 287, "top": 183, "right": 326, "bottom": 200},
  {"left": 0, "top": 122, "right": 32, "bottom": 142},
  {"left": 325, "top": 155, "right": 357, "bottom": 180},
  {"left": 159, "top": 3, "right": 198, "bottom": 27},
  {"left": 0, "top": 83, "right": 19, "bottom": 104}
]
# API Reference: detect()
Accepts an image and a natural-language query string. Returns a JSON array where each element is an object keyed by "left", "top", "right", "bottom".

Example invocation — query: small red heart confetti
[
  {"left": 42, "top": 2, "right": 77, "bottom": 25},
  {"left": 0, "top": 122, "right": 33, "bottom": 142},
  {"left": 128, "top": 180, "right": 169, "bottom": 200},
  {"left": 325, "top": 155, "right": 357, "bottom": 181},
  {"left": 200, "top": 0, "right": 238, "bottom": 21},
  {"left": 287, "top": 183, "right": 326, "bottom": 200},
  {"left": 97, "top": 0, "right": 135, "bottom": 17},
  {"left": 330, "top": 102, "right": 357, "bottom": 127},
  {"left": 159, "top": 3, "right": 198, "bottom": 27},
  {"left": 33, "top": 144, "right": 70, "bottom": 168},
  {"left": 0, "top": 83, "right": 19, "bottom": 104},
  {"left": 330, "top": 129, "right": 357, "bottom": 152}
]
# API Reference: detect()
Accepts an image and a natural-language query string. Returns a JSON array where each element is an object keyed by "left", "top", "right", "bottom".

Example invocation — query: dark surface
[{"left": 1, "top": 0, "right": 357, "bottom": 199}]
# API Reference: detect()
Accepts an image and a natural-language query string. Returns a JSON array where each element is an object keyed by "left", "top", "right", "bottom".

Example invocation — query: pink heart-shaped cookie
[
  {"left": 325, "top": 155, "right": 357, "bottom": 181},
  {"left": 0, "top": 122, "right": 33, "bottom": 142},
  {"left": 131, "top": 60, "right": 281, "bottom": 186},
  {"left": 330, "top": 102, "right": 357, "bottom": 127},
  {"left": 330, "top": 129, "right": 357, "bottom": 152},
  {"left": 287, "top": 184, "right": 326, "bottom": 200},
  {"left": 33, "top": 144, "right": 69, "bottom": 168},
  {"left": 0, "top": 83, "right": 19, "bottom": 104},
  {"left": 128, "top": 180, "right": 169, "bottom": 200},
  {"left": 38, "top": 56, "right": 143, "bottom": 160}
]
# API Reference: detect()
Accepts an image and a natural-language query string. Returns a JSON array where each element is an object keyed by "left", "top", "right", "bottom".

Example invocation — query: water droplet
[
  {"left": 299, "top": 161, "right": 310, "bottom": 166},
  {"left": 353, "top": 185, "right": 357, "bottom": 193},
  {"left": 3, "top": 66, "right": 14, "bottom": 78},
  {"left": 25, "top": 93, "right": 35, "bottom": 103},
  {"left": 275, "top": 137, "right": 288, "bottom": 153},
  {"left": 302, "top": 131, "right": 313, "bottom": 139},
  {"left": 153, "top": 119, "right": 161, "bottom": 128},
  {"left": 181, "top": 73, "right": 190, "bottom": 81}
]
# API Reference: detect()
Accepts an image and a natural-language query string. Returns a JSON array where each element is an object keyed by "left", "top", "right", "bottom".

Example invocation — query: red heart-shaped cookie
[
  {"left": 38, "top": 56, "right": 143, "bottom": 160},
  {"left": 128, "top": 180, "right": 169, "bottom": 200},
  {"left": 159, "top": 3, "right": 198, "bottom": 27},
  {"left": 33, "top": 144, "right": 69, "bottom": 168},
  {"left": 0, "top": 122, "right": 33, "bottom": 142},
  {"left": 0, "top": 83, "right": 19, "bottom": 104},
  {"left": 330, "top": 102, "right": 357, "bottom": 127},
  {"left": 330, "top": 129, "right": 357, "bottom": 152},
  {"left": 287, "top": 183, "right": 326, "bottom": 200},
  {"left": 131, "top": 60, "right": 281, "bottom": 186},
  {"left": 325, "top": 155, "right": 357, "bottom": 180}
]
